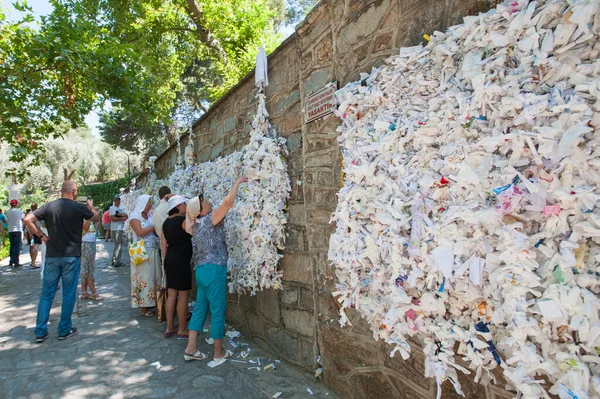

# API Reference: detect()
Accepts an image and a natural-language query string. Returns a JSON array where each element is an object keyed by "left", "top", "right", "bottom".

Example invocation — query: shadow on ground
[{"left": 0, "top": 241, "right": 335, "bottom": 399}]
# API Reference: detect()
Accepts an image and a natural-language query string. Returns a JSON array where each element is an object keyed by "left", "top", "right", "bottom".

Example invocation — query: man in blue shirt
[
  {"left": 0, "top": 208, "right": 7, "bottom": 230},
  {"left": 0, "top": 208, "right": 7, "bottom": 245}
]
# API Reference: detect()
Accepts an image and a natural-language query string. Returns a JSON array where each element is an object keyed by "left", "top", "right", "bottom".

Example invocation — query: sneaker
[
  {"left": 35, "top": 333, "right": 49, "bottom": 343},
  {"left": 58, "top": 327, "right": 78, "bottom": 340},
  {"left": 113, "top": 262, "right": 124, "bottom": 268},
  {"left": 14, "top": 263, "right": 22, "bottom": 268}
]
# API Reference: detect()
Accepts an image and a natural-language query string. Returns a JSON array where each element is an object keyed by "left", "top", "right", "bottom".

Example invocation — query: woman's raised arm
[{"left": 211, "top": 176, "right": 248, "bottom": 226}]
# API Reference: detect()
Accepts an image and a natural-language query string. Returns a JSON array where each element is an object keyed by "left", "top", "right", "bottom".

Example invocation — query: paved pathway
[{"left": 0, "top": 240, "right": 335, "bottom": 399}]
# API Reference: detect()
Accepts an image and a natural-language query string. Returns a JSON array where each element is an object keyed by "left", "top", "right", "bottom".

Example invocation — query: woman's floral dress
[{"left": 130, "top": 216, "right": 161, "bottom": 308}]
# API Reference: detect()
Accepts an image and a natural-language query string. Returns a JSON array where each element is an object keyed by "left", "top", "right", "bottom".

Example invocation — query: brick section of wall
[{"left": 153, "top": 0, "right": 508, "bottom": 398}]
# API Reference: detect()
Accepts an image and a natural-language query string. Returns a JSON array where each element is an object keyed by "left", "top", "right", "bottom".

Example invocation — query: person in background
[
  {"left": 28, "top": 203, "right": 42, "bottom": 269},
  {"left": 151, "top": 186, "right": 172, "bottom": 322},
  {"left": 24, "top": 181, "right": 99, "bottom": 343},
  {"left": 39, "top": 220, "right": 48, "bottom": 277},
  {"left": 153, "top": 186, "right": 171, "bottom": 248},
  {"left": 127, "top": 194, "right": 161, "bottom": 317},
  {"left": 183, "top": 176, "right": 247, "bottom": 364},
  {"left": 109, "top": 195, "right": 128, "bottom": 267},
  {"left": 0, "top": 218, "right": 4, "bottom": 249},
  {"left": 161, "top": 195, "right": 191, "bottom": 339},
  {"left": 6, "top": 199, "right": 24, "bottom": 268},
  {"left": 0, "top": 208, "right": 7, "bottom": 244},
  {"left": 23, "top": 209, "right": 32, "bottom": 246},
  {"left": 80, "top": 207, "right": 102, "bottom": 301},
  {"left": 102, "top": 207, "right": 111, "bottom": 241}
]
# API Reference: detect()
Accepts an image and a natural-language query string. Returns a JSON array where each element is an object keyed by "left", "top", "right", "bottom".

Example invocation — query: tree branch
[
  {"left": 164, "top": 27, "right": 198, "bottom": 33},
  {"left": 183, "top": 0, "right": 229, "bottom": 62},
  {"left": 184, "top": 0, "right": 209, "bottom": 42}
]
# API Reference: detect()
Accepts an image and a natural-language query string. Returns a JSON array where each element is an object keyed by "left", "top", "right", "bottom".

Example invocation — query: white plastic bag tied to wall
[
  {"left": 121, "top": 92, "right": 290, "bottom": 295},
  {"left": 329, "top": 0, "right": 600, "bottom": 398}
]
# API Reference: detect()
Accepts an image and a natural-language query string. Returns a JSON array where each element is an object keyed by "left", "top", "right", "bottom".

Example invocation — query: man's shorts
[
  {"left": 102, "top": 223, "right": 110, "bottom": 231},
  {"left": 32, "top": 235, "right": 42, "bottom": 245}
]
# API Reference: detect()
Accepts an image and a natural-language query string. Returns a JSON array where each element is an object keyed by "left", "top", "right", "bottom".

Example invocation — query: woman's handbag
[
  {"left": 128, "top": 238, "right": 150, "bottom": 266},
  {"left": 156, "top": 271, "right": 167, "bottom": 322}
]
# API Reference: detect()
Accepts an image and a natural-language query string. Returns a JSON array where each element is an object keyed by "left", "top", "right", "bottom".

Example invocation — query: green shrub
[
  {"left": 0, "top": 239, "right": 9, "bottom": 262},
  {"left": 19, "top": 189, "right": 53, "bottom": 210},
  {"left": 79, "top": 178, "right": 130, "bottom": 210}
]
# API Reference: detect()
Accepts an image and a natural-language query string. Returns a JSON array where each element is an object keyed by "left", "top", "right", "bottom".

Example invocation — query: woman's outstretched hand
[{"left": 212, "top": 176, "right": 248, "bottom": 226}]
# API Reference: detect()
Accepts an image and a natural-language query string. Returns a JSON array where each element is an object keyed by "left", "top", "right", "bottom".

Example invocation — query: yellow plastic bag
[{"left": 129, "top": 239, "right": 149, "bottom": 266}]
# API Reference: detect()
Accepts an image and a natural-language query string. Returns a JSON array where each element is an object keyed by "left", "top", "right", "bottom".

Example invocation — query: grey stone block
[
  {"left": 223, "top": 116, "right": 236, "bottom": 133},
  {"left": 304, "top": 68, "right": 334, "bottom": 97}
]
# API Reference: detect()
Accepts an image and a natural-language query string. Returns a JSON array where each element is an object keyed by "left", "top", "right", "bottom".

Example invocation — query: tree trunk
[
  {"left": 165, "top": 123, "right": 179, "bottom": 145},
  {"left": 63, "top": 168, "right": 77, "bottom": 181}
]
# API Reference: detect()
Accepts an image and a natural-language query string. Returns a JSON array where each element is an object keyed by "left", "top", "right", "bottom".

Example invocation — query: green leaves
[
  {"left": 78, "top": 177, "right": 130, "bottom": 211},
  {"left": 12, "top": 0, "right": 32, "bottom": 13},
  {"left": 1, "top": 0, "right": 285, "bottom": 180}
]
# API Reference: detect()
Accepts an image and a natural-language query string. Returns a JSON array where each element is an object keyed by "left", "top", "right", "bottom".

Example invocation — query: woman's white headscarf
[{"left": 125, "top": 194, "right": 153, "bottom": 233}]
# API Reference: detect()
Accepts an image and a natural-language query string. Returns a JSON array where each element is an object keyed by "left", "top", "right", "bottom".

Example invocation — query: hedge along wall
[
  {"left": 79, "top": 177, "right": 130, "bottom": 211},
  {"left": 150, "top": 1, "right": 512, "bottom": 398}
]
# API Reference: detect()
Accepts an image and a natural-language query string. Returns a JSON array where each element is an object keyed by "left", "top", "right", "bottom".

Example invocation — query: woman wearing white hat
[
  {"left": 127, "top": 194, "right": 159, "bottom": 317},
  {"left": 160, "top": 195, "right": 192, "bottom": 339}
]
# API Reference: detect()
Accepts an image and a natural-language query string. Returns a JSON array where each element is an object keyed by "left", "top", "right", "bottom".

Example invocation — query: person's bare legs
[
  {"left": 214, "top": 339, "right": 226, "bottom": 358},
  {"left": 165, "top": 288, "right": 178, "bottom": 333},
  {"left": 81, "top": 279, "right": 90, "bottom": 298},
  {"left": 185, "top": 330, "right": 200, "bottom": 356},
  {"left": 85, "top": 278, "right": 103, "bottom": 299},
  {"left": 177, "top": 290, "right": 189, "bottom": 335},
  {"left": 30, "top": 244, "right": 39, "bottom": 267}
]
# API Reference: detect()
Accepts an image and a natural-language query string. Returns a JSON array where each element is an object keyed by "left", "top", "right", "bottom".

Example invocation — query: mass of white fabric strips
[
  {"left": 329, "top": 0, "right": 600, "bottom": 398},
  {"left": 121, "top": 91, "right": 291, "bottom": 295}
]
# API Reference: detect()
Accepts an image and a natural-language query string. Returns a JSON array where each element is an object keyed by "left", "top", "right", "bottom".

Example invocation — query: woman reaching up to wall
[{"left": 183, "top": 176, "right": 247, "bottom": 365}]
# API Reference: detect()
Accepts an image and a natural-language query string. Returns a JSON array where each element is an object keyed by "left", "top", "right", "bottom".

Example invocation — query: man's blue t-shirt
[{"left": 0, "top": 214, "right": 7, "bottom": 229}]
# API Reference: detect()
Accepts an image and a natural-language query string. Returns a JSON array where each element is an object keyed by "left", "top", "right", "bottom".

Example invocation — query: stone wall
[{"left": 151, "top": 0, "right": 514, "bottom": 398}]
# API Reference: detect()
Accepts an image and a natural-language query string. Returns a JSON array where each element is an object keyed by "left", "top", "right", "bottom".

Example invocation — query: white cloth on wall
[
  {"left": 329, "top": 0, "right": 600, "bottom": 398},
  {"left": 119, "top": 90, "right": 290, "bottom": 295},
  {"left": 255, "top": 46, "right": 269, "bottom": 88}
]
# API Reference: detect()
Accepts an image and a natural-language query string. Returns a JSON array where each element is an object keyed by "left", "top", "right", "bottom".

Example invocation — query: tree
[
  {"left": 98, "top": 107, "right": 170, "bottom": 154},
  {"left": 41, "top": 126, "right": 141, "bottom": 189},
  {"left": 0, "top": 124, "right": 140, "bottom": 194},
  {"left": 285, "top": 0, "right": 319, "bottom": 25},
  {"left": 0, "top": 0, "right": 281, "bottom": 179}
]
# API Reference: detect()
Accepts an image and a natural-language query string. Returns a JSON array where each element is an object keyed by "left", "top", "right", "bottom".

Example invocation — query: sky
[{"left": 5, "top": 0, "right": 296, "bottom": 138}]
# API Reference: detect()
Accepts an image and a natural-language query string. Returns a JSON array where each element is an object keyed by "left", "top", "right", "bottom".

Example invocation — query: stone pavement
[{"left": 0, "top": 240, "right": 336, "bottom": 399}]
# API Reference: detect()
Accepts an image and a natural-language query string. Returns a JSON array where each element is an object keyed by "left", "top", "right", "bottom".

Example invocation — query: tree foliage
[
  {"left": 0, "top": 0, "right": 281, "bottom": 177},
  {"left": 0, "top": 124, "right": 140, "bottom": 194},
  {"left": 98, "top": 107, "right": 170, "bottom": 154},
  {"left": 285, "top": 0, "right": 319, "bottom": 25},
  {"left": 78, "top": 177, "right": 130, "bottom": 210}
]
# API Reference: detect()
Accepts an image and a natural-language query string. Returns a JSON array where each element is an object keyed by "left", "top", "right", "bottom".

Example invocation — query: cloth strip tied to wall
[
  {"left": 329, "top": 0, "right": 600, "bottom": 398},
  {"left": 121, "top": 50, "right": 290, "bottom": 295}
]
